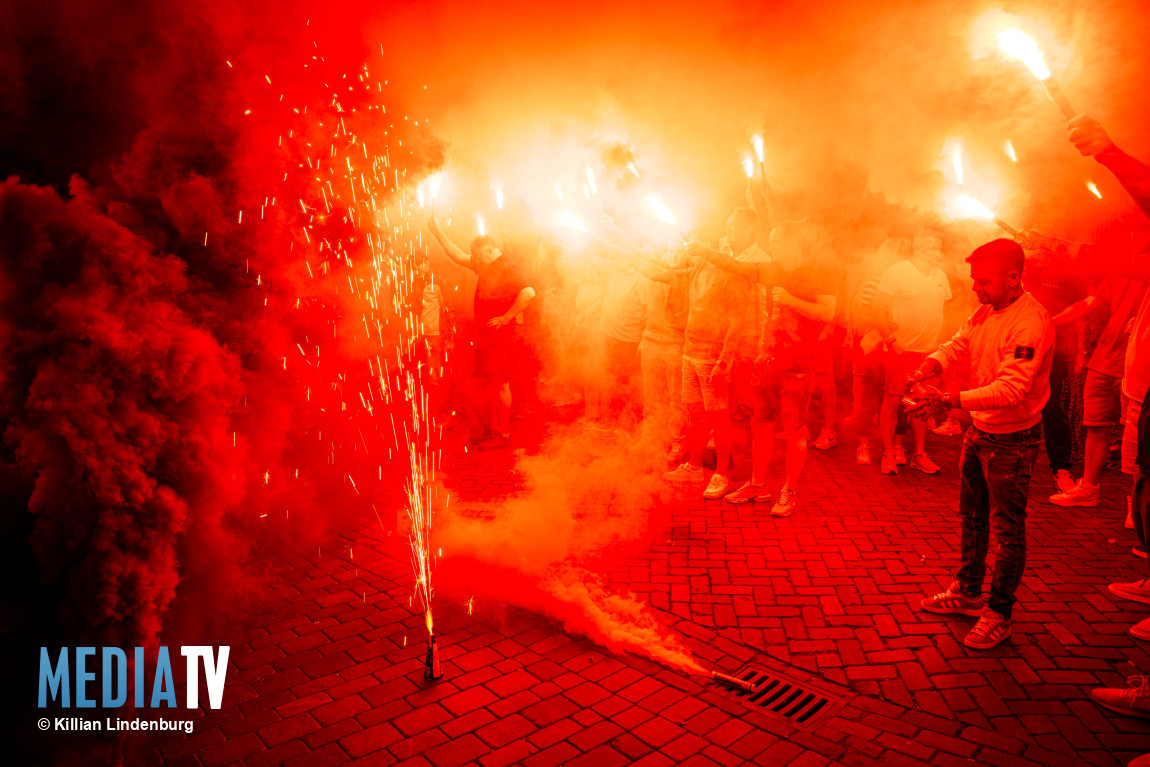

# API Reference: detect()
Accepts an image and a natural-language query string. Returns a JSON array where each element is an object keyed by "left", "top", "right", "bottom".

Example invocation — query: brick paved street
[{"left": 128, "top": 407, "right": 1150, "bottom": 767}]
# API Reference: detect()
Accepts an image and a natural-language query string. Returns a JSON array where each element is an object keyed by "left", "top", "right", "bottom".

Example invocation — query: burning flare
[
  {"left": 644, "top": 194, "right": 677, "bottom": 226},
  {"left": 476, "top": 214, "right": 486, "bottom": 235},
  {"left": 752, "top": 133, "right": 764, "bottom": 164},
  {"left": 428, "top": 172, "right": 444, "bottom": 200},
  {"left": 1087, "top": 181, "right": 1102, "bottom": 199},
  {"left": 1004, "top": 140, "right": 1017, "bottom": 162},
  {"left": 493, "top": 183, "right": 504, "bottom": 210},
  {"left": 586, "top": 165, "right": 598, "bottom": 196},
  {"left": 742, "top": 156, "right": 754, "bottom": 179},
  {"left": 998, "top": 28, "right": 1051, "bottom": 80},
  {"left": 406, "top": 452, "right": 435, "bottom": 638},
  {"left": 954, "top": 194, "right": 997, "bottom": 220},
  {"left": 558, "top": 210, "right": 589, "bottom": 233}
]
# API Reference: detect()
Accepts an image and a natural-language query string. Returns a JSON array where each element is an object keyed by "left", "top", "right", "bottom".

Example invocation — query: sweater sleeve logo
[{"left": 1014, "top": 346, "right": 1035, "bottom": 360}]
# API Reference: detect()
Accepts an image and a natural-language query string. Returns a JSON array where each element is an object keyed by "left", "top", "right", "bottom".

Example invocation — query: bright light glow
[
  {"left": 1004, "top": 140, "right": 1017, "bottom": 162},
  {"left": 752, "top": 134, "right": 764, "bottom": 163},
  {"left": 493, "top": 184, "right": 503, "bottom": 209},
  {"left": 742, "top": 156, "right": 754, "bottom": 178},
  {"left": 953, "top": 194, "right": 997, "bottom": 220},
  {"left": 586, "top": 165, "right": 598, "bottom": 195},
  {"left": 476, "top": 214, "right": 486, "bottom": 235},
  {"left": 948, "top": 141, "right": 964, "bottom": 185},
  {"left": 558, "top": 210, "right": 589, "bottom": 232},
  {"left": 626, "top": 161, "right": 641, "bottom": 179},
  {"left": 644, "top": 194, "right": 677, "bottom": 226},
  {"left": 428, "top": 172, "right": 443, "bottom": 199},
  {"left": 998, "top": 28, "right": 1051, "bottom": 80},
  {"left": 416, "top": 185, "right": 425, "bottom": 208},
  {"left": 1087, "top": 181, "right": 1102, "bottom": 199},
  {"left": 554, "top": 183, "right": 564, "bottom": 202}
]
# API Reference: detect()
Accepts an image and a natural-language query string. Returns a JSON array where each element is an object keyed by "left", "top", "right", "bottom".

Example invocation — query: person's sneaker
[
  {"left": 932, "top": 418, "right": 963, "bottom": 436},
  {"left": 668, "top": 442, "right": 687, "bottom": 463},
  {"left": 1132, "top": 617, "right": 1150, "bottom": 641},
  {"left": 813, "top": 430, "right": 837, "bottom": 450},
  {"left": 477, "top": 433, "right": 510, "bottom": 450},
  {"left": 1090, "top": 675, "right": 1150, "bottom": 720},
  {"left": 663, "top": 463, "right": 706, "bottom": 483},
  {"left": 703, "top": 474, "right": 730, "bottom": 500},
  {"left": 725, "top": 482, "right": 770, "bottom": 504},
  {"left": 880, "top": 453, "right": 898, "bottom": 476},
  {"left": 1136, "top": 546, "right": 1147, "bottom": 560},
  {"left": 771, "top": 488, "right": 797, "bottom": 517},
  {"left": 920, "top": 581, "right": 984, "bottom": 616},
  {"left": 1054, "top": 469, "right": 1076, "bottom": 494},
  {"left": 911, "top": 453, "right": 941, "bottom": 475},
  {"left": 1110, "top": 577, "right": 1150, "bottom": 604},
  {"left": 842, "top": 411, "right": 859, "bottom": 427},
  {"left": 894, "top": 445, "right": 909, "bottom": 466},
  {"left": 856, "top": 443, "right": 872, "bottom": 465},
  {"left": 1049, "top": 481, "right": 1100, "bottom": 507},
  {"left": 964, "top": 609, "right": 1012, "bottom": 649}
]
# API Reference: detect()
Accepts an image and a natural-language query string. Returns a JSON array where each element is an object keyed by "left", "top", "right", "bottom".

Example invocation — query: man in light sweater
[{"left": 906, "top": 238, "right": 1054, "bottom": 650}]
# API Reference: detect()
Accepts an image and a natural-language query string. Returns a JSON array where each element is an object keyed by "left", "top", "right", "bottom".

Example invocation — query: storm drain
[{"left": 725, "top": 667, "right": 839, "bottom": 727}]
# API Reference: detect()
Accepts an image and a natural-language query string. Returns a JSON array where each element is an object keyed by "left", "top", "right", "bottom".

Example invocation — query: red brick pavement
[{"left": 128, "top": 412, "right": 1150, "bottom": 767}]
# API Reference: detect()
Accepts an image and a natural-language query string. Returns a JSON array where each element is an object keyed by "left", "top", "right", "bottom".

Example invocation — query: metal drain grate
[{"left": 726, "top": 667, "right": 837, "bottom": 726}]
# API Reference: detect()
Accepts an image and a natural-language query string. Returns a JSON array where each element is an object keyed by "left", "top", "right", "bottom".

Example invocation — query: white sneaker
[
  {"left": 771, "top": 488, "right": 797, "bottom": 517},
  {"left": 663, "top": 463, "right": 705, "bottom": 483},
  {"left": 1049, "top": 481, "right": 1100, "bottom": 507},
  {"left": 1054, "top": 469, "right": 1076, "bottom": 494},
  {"left": 703, "top": 474, "right": 730, "bottom": 500}
]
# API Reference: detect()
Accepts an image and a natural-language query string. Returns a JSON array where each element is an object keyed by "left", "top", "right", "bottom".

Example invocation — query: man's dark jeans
[{"left": 956, "top": 423, "right": 1042, "bottom": 619}]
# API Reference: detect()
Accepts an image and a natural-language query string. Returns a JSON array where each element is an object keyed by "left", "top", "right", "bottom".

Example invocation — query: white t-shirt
[
  {"left": 598, "top": 263, "right": 646, "bottom": 343},
  {"left": 877, "top": 260, "right": 952, "bottom": 353}
]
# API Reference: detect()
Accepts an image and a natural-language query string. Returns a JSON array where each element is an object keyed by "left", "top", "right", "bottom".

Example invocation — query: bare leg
[
  {"left": 751, "top": 421, "right": 774, "bottom": 485},
  {"left": 784, "top": 432, "right": 809, "bottom": 489},
  {"left": 1082, "top": 426, "right": 1111, "bottom": 487}
]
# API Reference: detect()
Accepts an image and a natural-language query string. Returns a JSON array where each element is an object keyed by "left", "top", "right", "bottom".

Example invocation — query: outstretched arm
[
  {"left": 428, "top": 215, "right": 472, "bottom": 268},
  {"left": 685, "top": 241, "right": 759, "bottom": 282},
  {"left": 1069, "top": 115, "right": 1150, "bottom": 220}
]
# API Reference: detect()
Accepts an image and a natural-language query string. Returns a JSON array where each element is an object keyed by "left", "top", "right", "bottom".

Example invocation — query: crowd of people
[{"left": 421, "top": 114, "right": 1150, "bottom": 734}]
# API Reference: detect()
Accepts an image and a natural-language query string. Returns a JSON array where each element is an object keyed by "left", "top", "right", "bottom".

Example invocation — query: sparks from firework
[
  {"left": 1087, "top": 181, "right": 1102, "bottom": 199},
  {"left": 406, "top": 445, "right": 435, "bottom": 638},
  {"left": 1004, "top": 140, "right": 1017, "bottom": 162}
]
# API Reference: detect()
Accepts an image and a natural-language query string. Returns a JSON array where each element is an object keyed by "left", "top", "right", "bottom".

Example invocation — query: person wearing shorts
[
  {"left": 874, "top": 231, "right": 952, "bottom": 476},
  {"left": 1048, "top": 272, "right": 1145, "bottom": 506},
  {"left": 663, "top": 210, "right": 757, "bottom": 500},
  {"left": 689, "top": 221, "right": 836, "bottom": 516}
]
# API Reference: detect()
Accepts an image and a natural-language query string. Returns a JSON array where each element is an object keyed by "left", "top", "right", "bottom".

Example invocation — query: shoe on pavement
[
  {"left": 964, "top": 609, "right": 1012, "bottom": 650},
  {"left": 703, "top": 474, "right": 730, "bottom": 500},
  {"left": 911, "top": 452, "right": 941, "bottom": 475},
  {"left": 771, "top": 488, "right": 797, "bottom": 517},
  {"left": 725, "top": 482, "right": 770, "bottom": 504},
  {"left": 1110, "top": 577, "right": 1150, "bottom": 605},
  {"left": 894, "top": 445, "right": 910, "bottom": 466},
  {"left": 668, "top": 442, "right": 687, "bottom": 463},
  {"left": 1054, "top": 469, "right": 1076, "bottom": 494},
  {"left": 1050, "top": 481, "right": 1100, "bottom": 507},
  {"left": 880, "top": 453, "right": 898, "bottom": 476},
  {"left": 1090, "top": 675, "right": 1150, "bottom": 720},
  {"left": 1131, "top": 617, "right": 1150, "bottom": 641},
  {"left": 856, "top": 443, "right": 872, "bottom": 465},
  {"left": 1136, "top": 546, "right": 1147, "bottom": 560},
  {"left": 813, "top": 430, "right": 838, "bottom": 450},
  {"left": 663, "top": 463, "right": 706, "bottom": 483},
  {"left": 920, "top": 581, "right": 985, "bottom": 616},
  {"left": 477, "top": 433, "right": 510, "bottom": 450},
  {"left": 932, "top": 418, "right": 963, "bottom": 436}
]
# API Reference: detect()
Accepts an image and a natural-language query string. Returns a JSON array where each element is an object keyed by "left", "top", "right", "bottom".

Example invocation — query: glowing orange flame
[
  {"left": 1087, "top": 181, "right": 1101, "bottom": 199},
  {"left": 947, "top": 141, "right": 964, "bottom": 185},
  {"left": 952, "top": 194, "right": 996, "bottom": 220},
  {"left": 1004, "top": 140, "right": 1017, "bottom": 162},
  {"left": 493, "top": 184, "right": 503, "bottom": 210},
  {"left": 998, "top": 28, "right": 1051, "bottom": 80},
  {"left": 428, "top": 172, "right": 443, "bottom": 199},
  {"left": 558, "top": 210, "right": 589, "bottom": 232},
  {"left": 476, "top": 214, "right": 486, "bottom": 235},
  {"left": 742, "top": 156, "right": 754, "bottom": 178},
  {"left": 644, "top": 194, "right": 677, "bottom": 226},
  {"left": 626, "top": 161, "right": 641, "bottom": 179},
  {"left": 752, "top": 133, "right": 764, "bottom": 163},
  {"left": 586, "top": 165, "right": 598, "bottom": 195}
]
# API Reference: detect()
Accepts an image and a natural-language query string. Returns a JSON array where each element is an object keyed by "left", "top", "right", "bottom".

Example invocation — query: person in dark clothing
[{"left": 427, "top": 215, "right": 535, "bottom": 449}]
